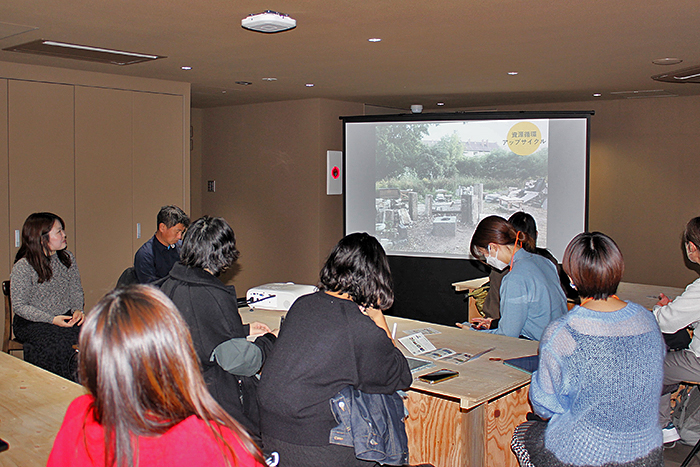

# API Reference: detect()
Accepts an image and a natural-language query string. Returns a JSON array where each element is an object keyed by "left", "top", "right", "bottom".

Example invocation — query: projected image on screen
[
  {"left": 374, "top": 120, "right": 549, "bottom": 257},
  {"left": 344, "top": 113, "right": 588, "bottom": 260}
]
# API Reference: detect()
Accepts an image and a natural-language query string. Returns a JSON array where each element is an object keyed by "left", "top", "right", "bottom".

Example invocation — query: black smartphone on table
[
  {"left": 418, "top": 369, "right": 459, "bottom": 384},
  {"left": 0, "top": 437, "right": 9, "bottom": 452}
]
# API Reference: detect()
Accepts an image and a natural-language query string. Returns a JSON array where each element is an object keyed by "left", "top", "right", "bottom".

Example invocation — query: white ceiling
[{"left": 0, "top": 0, "right": 699, "bottom": 110}]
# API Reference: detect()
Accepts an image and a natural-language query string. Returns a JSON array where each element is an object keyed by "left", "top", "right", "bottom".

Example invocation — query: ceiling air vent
[{"left": 3, "top": 39, "right": 165, "bottom": 66}]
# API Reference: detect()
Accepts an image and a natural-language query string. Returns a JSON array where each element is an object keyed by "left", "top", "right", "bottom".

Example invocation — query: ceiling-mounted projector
[{"left": 241, "top": 10, "right": 296, "bottom": 33}]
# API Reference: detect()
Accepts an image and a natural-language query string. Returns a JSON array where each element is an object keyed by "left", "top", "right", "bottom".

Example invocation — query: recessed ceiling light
[
  {"left": 593, "top": 93, "right": 602, "bottom": 97},
  {"left": 235, "top": 81, "right": 252, "bottom": 86},
  {"left": 368, "top": 38, "right": 381, "bottom": 43},
  {"left": 437, "top": 102, "right": 445, "bottom": 106},
  {"left": 262, "top": 77, "right": 277, "bottom": 81},
  {"left": 507, "top": 71, "right": 518, "bottom": 75},
  {"left": 305, "top": 83, "right": 314, "bottom": 87},
  {"left": 652, "top": 57, "right": 683, "bottom": 66},
  {"left": 181, "top": 66, "right": 192, "bottom": 70}
]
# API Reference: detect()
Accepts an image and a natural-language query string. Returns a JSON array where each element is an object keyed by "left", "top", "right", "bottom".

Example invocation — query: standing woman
[
  {"left": 512, "top": 232, "right": 664, "bottom": 466},
  {"left": 48, "top": 285, "right": 265, "bottom": 467},
  {"left": 10, "top": 212, "right": 84, "bottom": 380},
  {"left": 257, "top": 233, "right": 412, "bottom": 467},
  {"left": 462, "top": 215, "right": 566, "bottom": 340}
]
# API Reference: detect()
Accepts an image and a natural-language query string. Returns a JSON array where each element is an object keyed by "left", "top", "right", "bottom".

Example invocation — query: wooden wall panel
[
  {"left": 132, "top": 92, "right": 186, "bottom": 246},
  {"left": 405, "top": 390, "right": 466, "bottom": 466},
  {"left": 75, "top": 86, "right": 133, "bottom": 309},
  {"left": 0, "top": 79, "right": 7, "bottom": 346},
  {"left": 405, "top": 385, "right": 531, "bottom": 467},
  {"left": 0, "top": 79, "right": 8, "bottom": 280},
  {"left": 8, "top": 80, "right": 75, "bottom": 261},
  {"left": 486, "top": 385, "right": 530, "bottom": 467}
]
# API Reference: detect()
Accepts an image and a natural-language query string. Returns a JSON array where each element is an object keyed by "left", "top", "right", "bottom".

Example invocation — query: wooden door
[
  {"left": 75, "top": 86, "right": 133, "bottom": 309},
  {"left": 132, "top": 92, "right": 186, "bottom": 249},
  {"left": 0, "top": 79, "right": 8, "bottom": 280},
  {"left": 8, "top": 80, "right": 75, "bottom": 267}
]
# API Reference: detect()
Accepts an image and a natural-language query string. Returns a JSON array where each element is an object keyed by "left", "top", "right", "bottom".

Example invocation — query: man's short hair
[{"left": 157, "top": 205, "right": 190, "bottom": 229}]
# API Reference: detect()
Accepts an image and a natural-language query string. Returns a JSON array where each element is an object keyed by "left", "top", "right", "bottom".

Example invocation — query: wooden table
[
  {"left": 0, "top": 352, "right": 85, "bottom": 466},
  {"left": 242, "top": 307, "right": 538, "bottom": 467},
  {"left": 616, "top": 281, "right": 685, "bottom": 309}
]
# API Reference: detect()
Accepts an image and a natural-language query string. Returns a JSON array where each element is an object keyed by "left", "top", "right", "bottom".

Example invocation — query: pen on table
[
  {"left": 391, "top": 322, "right": 397, "bottom": 340},
  {"left": 646, "top": 295, "right": 661, "bottom": 300},
  {"left": 468, "top": 346, "right": 496, "bottom": 362}
]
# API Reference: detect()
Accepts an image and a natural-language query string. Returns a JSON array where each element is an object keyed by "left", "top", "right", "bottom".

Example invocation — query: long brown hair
[
  {"left": 469, "top": 215, "right": 535, "bottom": 259},
  {"left": 14, "top": 212, "right": 71, "bottom": 283},
  {"left": 79, "top": 285, "right": 264, "bottom": 467}
]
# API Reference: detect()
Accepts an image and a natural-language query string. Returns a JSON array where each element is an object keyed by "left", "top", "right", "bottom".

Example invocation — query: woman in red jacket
[{"left": 48, "top": 285, "right": 266, "bottom": 467}]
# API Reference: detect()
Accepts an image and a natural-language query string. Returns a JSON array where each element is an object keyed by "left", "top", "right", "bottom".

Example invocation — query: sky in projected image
[{"left": 424, "top": 120, "right": 550, "bottom": 147}]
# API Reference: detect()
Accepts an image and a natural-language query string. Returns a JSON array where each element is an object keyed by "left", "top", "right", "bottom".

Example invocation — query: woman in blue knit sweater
[{"left": 512, "top": 232, "right": 664, "bottom": 467}]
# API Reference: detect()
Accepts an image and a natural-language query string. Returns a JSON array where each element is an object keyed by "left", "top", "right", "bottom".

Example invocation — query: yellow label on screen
[{"left": 507, "top": 122, "right": 542, "bottom": 156}]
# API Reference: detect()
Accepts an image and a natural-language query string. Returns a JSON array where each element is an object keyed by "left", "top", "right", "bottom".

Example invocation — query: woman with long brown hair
[
  {"left": 10, "top": 212, "right": 84, "bottom": 380},
  {"left": 47, "top": 285, "right": 266, "bottom": 467},
  {"left": 461, "top": 215, "right": 566, "bottom": 340}
]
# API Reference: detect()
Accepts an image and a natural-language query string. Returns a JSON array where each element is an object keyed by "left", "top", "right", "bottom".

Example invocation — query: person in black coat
[
  {"left": 158, "top": 216, "right": 276, "bottom": 443},
  {"left": 258, "top": 233, "right": 412, "bottom": 467}
]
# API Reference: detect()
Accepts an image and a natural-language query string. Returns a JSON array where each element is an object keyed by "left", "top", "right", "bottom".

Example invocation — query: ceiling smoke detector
[{"left": 241, "top": 11, "right": 296, "bottom": 33}]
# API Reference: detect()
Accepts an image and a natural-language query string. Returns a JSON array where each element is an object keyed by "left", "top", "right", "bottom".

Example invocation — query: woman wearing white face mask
[
  {"left": 653, "top": 216, "right": 700, "bottom": 444},
  {"left": 458, "top": 215, "right": 566, "bottom": 340}
]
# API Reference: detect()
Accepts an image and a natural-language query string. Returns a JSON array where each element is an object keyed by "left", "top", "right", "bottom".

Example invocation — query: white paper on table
[
  {"left": 424, "top": 348, "right": 457, "bottom": 360},
  {"left": 403, "top": 327, "right": 441, "bottom": 336},
  {"left": 398, "top": 332, "right": 437, "bottom": 356}
]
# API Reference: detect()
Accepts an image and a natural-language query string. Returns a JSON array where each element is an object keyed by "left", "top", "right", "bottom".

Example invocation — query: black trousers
[{"left": 13, "top": 314, "right": 80, "bottom": 382}]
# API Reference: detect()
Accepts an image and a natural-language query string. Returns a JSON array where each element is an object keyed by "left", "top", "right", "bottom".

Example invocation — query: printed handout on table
[
  {"left": 398, "top": 332, "right": 437, "bottom": 356},
  {"left": 403, "top": 327, "right": 441, "bottom": 336},
  {"left": 423, "top": 348, "right": 457, "bottom": 360},
  {"left": 441, "top": 353, "right": 473, "bottom": 365}
]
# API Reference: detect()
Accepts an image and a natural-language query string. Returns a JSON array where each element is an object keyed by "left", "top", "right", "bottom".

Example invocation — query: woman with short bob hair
[
  {"left": 179, "top": 216, "right": 240, "bottom": 276},
  {"left": 11, "top": 212, "right": 84, "bottom": 380},
  {"left": 319, "top": 230, "right": 394, "bottom": 309},
  {"left": 47, "top": 285, "right": 265, "bottom": 467},
  {"left": 258, "top": 233, "right": 412, "bottom": 467},
  {"left": 561, "top": 232, "right": 624, "bottom": 300},
  {"left": 512, "top": 232, "right": 664, "bottom": 467},
  {"left": 462, "top": 215, "right": 566, "bottom": 340},
  {"left": 159, "top": 216, "right": 275, "bottom": 442}
]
